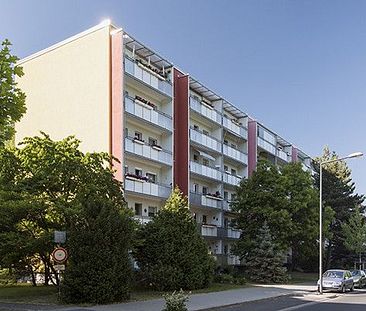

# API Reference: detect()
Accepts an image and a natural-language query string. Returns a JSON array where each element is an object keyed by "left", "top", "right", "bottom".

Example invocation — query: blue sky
[{"left": 1, "top": 0, "right": 365, "bottom": 194}]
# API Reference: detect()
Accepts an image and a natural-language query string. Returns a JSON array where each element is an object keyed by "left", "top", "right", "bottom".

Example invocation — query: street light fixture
[{"left": 319, "top": 151, "right": 363, "bottom": 294}]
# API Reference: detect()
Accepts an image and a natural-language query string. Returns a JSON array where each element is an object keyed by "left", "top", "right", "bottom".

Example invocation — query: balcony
[
  {"left": 223, "top": 144, "right": 248, "bottom": 164},
  {"left": 223, "top": 116, "right": 247, "bottom": 139},
  {"left": 124, "top": 177, "right": 171, "bottom": 198},
  {"left": 201, "top": 224, "right": 218, "bottom": 237},
  {"left": 227, "top": 228, "right": 241, "bottom": 239},
  {"left": 190, "top": 161, "right": 222, "bottom": 181},
  {"left": 124, "top": 56, "right": 172, "bottom": 97},
  {"left": 190, "top": 97, "right": 221, "bottom": 124},
  {"left": 258, "top": 137, "right": 276, "bottom": 155},
  {"left": 190, "top": 128, "right": 221, "bottom": 153},
  {"left": 190, "top": 192, "right": 223, "bottom": 209},
  {"left": 223, "top": 172, "right": 241, "bottom": 186},
  {"left": 125, "top": 137, "right": 172, "bottom": 166},
  {"left": 277, "top": 149, "right": 290, "bottom": 162},
  {"left": 125, "top": 96, "right": 172, "bottom": 132},
  {"left": 228, "top": 255, "right": 241, "bottom": 265}
]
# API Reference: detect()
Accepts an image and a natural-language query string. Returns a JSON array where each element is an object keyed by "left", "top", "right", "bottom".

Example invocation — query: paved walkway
[{"left": 0, "top": 284, "right": 318, "bottom": 311}]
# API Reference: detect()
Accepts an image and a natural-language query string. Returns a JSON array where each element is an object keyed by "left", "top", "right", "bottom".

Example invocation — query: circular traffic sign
[{"left": 51, "top": 247, "right": 68, "bottom": 263}]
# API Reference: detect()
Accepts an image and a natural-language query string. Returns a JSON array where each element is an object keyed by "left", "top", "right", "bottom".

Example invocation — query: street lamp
[{"left": 319, "top": 151, "right": 363, "bottom": 294}]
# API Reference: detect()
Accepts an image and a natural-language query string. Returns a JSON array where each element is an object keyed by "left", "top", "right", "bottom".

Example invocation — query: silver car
[
  {"left": 317, "top": 269, "right": 354, "bottom": 293},
  {"left": 351, "top": 270, "right": 366, "bottom": 288}
]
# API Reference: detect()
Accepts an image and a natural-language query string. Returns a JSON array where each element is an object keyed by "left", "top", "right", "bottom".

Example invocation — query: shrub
[{"left": 162, "top": 290, "right": 189, "bottom": 311}]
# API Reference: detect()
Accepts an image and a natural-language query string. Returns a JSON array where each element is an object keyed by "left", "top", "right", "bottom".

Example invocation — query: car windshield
[
  {"left": 323, "top": 271, "right": 344, "bottom": 278},
  {"left": 352, "top": 271, "right": 361, "bottom": 276}
]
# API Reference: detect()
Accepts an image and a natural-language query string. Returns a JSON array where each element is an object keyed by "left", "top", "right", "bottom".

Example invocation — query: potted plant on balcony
[
  {"left": 135, "top": 95, "right": 157, "bottom": 110},
  {"left": 151, "top": 143, "right": 162, "bottom": 151},
  {"left": 133, "top": 136, "right": 145, "bottom": 145}
]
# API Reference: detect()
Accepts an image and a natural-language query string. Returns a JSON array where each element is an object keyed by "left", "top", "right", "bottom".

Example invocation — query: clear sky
[{"left": 1, "top": 0, "right": 365, "bottom": 194}]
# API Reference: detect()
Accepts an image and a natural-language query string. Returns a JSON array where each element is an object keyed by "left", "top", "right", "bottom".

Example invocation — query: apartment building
[{"left": 15, "top": 21, "right": 313, "bottom": 266}]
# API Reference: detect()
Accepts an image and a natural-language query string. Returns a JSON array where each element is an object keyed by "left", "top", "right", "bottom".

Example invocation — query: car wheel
[
  {"left": 350, "top": 284, "right": 354, "bottom": 292},
  {"left": 341, "top": 285, "right": 346, "bottom": 293}
]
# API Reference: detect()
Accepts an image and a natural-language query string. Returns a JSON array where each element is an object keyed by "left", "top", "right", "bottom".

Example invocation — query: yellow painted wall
[{"left": 15, "top": 26, "right": 111, "bottom": 153}]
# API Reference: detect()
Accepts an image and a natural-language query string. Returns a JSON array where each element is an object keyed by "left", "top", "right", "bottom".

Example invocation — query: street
[{"left": 205, "top": 289, "right": 366, "bottom": 311}]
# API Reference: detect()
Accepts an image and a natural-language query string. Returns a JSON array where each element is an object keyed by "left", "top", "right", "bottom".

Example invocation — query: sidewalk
[{"left": 54, "top": 283, "right": 318, "bottom": 311}]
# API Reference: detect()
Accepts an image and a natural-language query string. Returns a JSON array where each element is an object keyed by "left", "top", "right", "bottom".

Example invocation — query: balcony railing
[
  {"left": 190, "top": 128, "right": 221, "bottom": 153},
  {"left": 223, "top": 116, "right": 247, "bottom": 139},
  {"left": 124, "top": 56, "right": 172, "bottom": 96},
  {"left": 190, "top": 161, "right": 222, "bottom": 181},
  {"left": 190, "top": 192, "right": 222, "bottom": 209},
  {"left": 223, "top": 144, "right": 248, "bottom": 164},
  {"left": 201, "top": 224, "right": 217, "bottom": 237},
  {"left": 228, "top": 255, "right": 241, "bottom": 265},
  {"left": 125, "top": 96, "right": 172, "bottom": 131},
  {"left": 277, "top": 149, "right": 290, "bottom": 162},
  {"left": 258, "top": 137, "right": 276, "bottom": 155},
  {"left": 190, "top": 97, "right": 221, "bottom": 124},
  {"left": 227, "top": 228, "right": 241, "bottom": 239},
  {"left": 223, "top": 172, "right": 241, "bottom": 186},
  {"left": 124, "top": 178, "right": 171, "bottom": 198},
  {"left": 125, "top": 137, "right": 172, "bottom": 166}
]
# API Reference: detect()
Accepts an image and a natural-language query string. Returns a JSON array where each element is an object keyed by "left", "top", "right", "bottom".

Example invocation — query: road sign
[
  {"left": 53, "top": 264, "right": 65, "bottom": 271},
  {"left": 51, "top": 247, "right": 68, "bottom": 263},
  {"left": 54, "top": 231, "right": 66, "bottom": 243}
]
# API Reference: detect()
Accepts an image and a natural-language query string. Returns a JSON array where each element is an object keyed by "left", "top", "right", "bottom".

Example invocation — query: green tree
[
  {"left": 0, "top": 133, "right": 134, "bottom": 302},
  {"left": 244, "top": 222, "right": 288, "bottom": 283},
  {"left": 232, "top": 160, "right": 291, "bottom": 255},
  {"left": 342, "top": 206, "right": 366, "bottom": 269},
  {"left": 133, "top": 187, "right": 215, "bottom": 291},
  {"left": 314, "top": 147, "right": 364, "bottom": 268},
  {"left": 0, "top": 39, "right": 26, "bottom": 146}
]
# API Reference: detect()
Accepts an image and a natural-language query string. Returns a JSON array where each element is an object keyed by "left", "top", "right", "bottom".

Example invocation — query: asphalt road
[{"left": 205, "top": 289, "right": 366, "bottom": 311}]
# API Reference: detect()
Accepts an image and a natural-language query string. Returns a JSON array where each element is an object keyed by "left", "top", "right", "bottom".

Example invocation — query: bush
[
  {"left": 133, "top": 187, "right": 215, "bottom": 291},
  {"left": 162, "top": 290, "right": 189, "bottom": 311},
  {"left": 213, "top": 273, "right": 246, "bottom": 285}
]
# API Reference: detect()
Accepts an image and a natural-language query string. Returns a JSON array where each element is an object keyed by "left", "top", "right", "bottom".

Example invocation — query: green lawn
[
  {"left": 0, "top": 284, "right": 58, "bottom": 304},
  {"left": 288, "top": 272, "right": 318, "bottom": 284}
]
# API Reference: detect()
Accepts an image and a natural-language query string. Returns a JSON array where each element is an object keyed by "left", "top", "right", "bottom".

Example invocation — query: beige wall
[{"left": 16, "top": 25, "right": 112, "bottom": 154}]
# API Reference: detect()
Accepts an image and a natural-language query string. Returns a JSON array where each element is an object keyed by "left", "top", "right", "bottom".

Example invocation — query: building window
[
  {"left": 135, "top": 203, "right": 142, "bottom": 216},
  {"left": 193, "top": 125, "right": 199, "bottom": 130},
  {"left": 134, "top": 131, "right": 143, "bottom": 140},
  {"left": 231, "top": 168, "right": 237, "bottom": 176},
  {"left": 202, "top": 186, "right": 208, "bottom": 195},
  {"left": 224, "top": 245, "right": 228, "bottom": 255},
  {"left": 125, "top": 128, "right": 128, "bottom": 137},
  {"left": 224, "top": 218, "right": 229, "bottom": 228},
  {"left": 224, "top": 165, "right": 229, "bottom": 172},
  {"left": 224, "top": 191, "right": 228, "bottom": 200},
  {"left": 135, "top": 168, "right": 142, "bottom": 176},
  {"left": 148, "top": 137, "right": 157, "bottom": 146},
  {"left": 224, "top": 140, "right": 228, "bottom": 145},
  {"left": 124, "top": 166, "right": 129, "bottom": 175},
  {"left": 146, "top": 173, "right": 156, "bottom": 183},
  {"left": 202, "top": 215, "right": 207, "bottom": 224},
  {"left": 193, "top": 154, "right": 199, "bottom": 162},
  {"left": 148, "top": 206, "right": 157, "bottom": 217},
  {"left": 193, "top": 184, "right": 199, "bottom": 193}
]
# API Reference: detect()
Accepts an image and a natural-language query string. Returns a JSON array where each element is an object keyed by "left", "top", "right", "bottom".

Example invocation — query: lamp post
[{"left": 319, "top": 152, "right": 363, "bottom": 294}]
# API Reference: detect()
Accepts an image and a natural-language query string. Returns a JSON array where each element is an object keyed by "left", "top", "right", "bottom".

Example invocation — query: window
[
  {"left": 148, "top": 206, "right": 157, "bottom": 217},
  {"left": 202, "top": 158, "right": 209, "bottom": 166},
  {"left": 224, "top": 165, "right": 229, "bottom": 172},
  {"left": 146, "top": 173, "right": 156, "bottom": 183},
  {"left": 125, "top": 128, "right": 128, "bottom": 137},
  {"left": 202, "top": 215, "right": 207, "bottom": 224},
  {"left": 193, "top": 125, "right": 199, "bottom": 130},
  {"left": 224, "top": 191, "right": 228, "bottom": 200},
  {"left": 224, "top": 140, "right": 228, "bottom": 145},
  {"left": 193, "top": 154, "right": 199, "bottom": 162},
  {"left": 148, "top": 137, "right": 157, "bottom": 146},
  {"left": 135, "top": 169, "right": 142, "bottom": 176},
  {"left": 231, "top": 168, "right": 237, "bottom": 176},
  {"left": 202, "top": 186, "right": 208, "bottom": 195},
  {"left": 224, "top": 218, "right": 229, "bottom": 228},
  {"left": 134, "top": 131, "right": 143, "bottom": 140},
  {"left": 224, "top": 245, "right": 228, "bottom": 255},
  {"left": 193, "top": 184, "right": 199, "bottom": 193},
  {"left": 135, "top": 203, "right": 142, "bottom": 216}
]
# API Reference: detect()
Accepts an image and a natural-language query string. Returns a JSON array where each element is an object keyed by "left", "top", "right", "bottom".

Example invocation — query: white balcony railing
[
  {"left": 258, "top": 137, "right": 276, "bottom": 155},
  {"left": 277, "top": 149, "right": 290, "bottom": 162},
  {"left": 125, "top": 97, "right": 172, "bottom": 131},
  {"left": 125, "top": 137, "right": 172, "bottom": 166},
  {"left": 223, "top": 116, "right": 247, "bottom": 139},
  {"left": 124, "top": 56, "right": 172, "bottom": 96},
  {"left": 190, "top": 128, "right": 221, "bottom": 153},
  {"left": 201, "top": 225, "right": 217, "bottom": 237},
  {"left": 190, "top": 161, "right": 222, "bottom": 181},
  {"left": 223, "top": 172, "right": 241, "bottom": 186},
  {"left": 223, "top": 144, "right": 248, "bottom": 164},
  {"left": 124, "top": 178, "right": 171, "bottom": 198},
  {"left": 227, "top": 228, "right": 241, "bottom": 239},
  {"left": 190, "top": 97, "right": 221, "bottom": 124},
  {"left": 228, "top": 255, "right": 241, "bottom": 265}
]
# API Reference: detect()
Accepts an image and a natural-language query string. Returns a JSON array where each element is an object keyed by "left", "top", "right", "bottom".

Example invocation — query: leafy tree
[
  {"left": 244, "top": 222, "right": 288, "bottom": 283},
  {"left": 342, "top": 206, "right": 366, "bottom": 269},
  {"left": 313, "top": 147, "right": 364, "bottom": 268},
  {"left": 232, "top": 161, "right": 291, "bottom": 256},
  {"left": 133, "top": 187, "right": 215, "bottom": 291},
  {"left": 0, "top": 133, "right": 134, "bottom": 303},
  {"left": 0, "top": 39, "right": 26, "bottom": 146}
]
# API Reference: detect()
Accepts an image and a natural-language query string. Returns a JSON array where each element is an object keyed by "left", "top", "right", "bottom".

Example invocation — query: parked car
[
  {"left": 317, "top": 269, "right": 354, "bottom": 293},
  {"left": 351, "top": 270, "right": 366, "bottom": 288}
]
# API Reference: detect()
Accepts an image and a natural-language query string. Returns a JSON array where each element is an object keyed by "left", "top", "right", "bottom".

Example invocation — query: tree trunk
[{"left": 29, "top": 265, "right": 37, "bottom": 287}]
